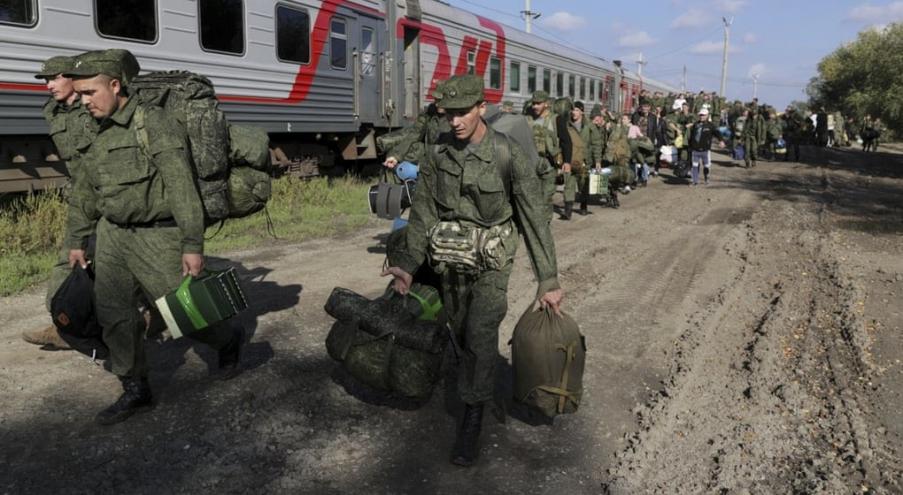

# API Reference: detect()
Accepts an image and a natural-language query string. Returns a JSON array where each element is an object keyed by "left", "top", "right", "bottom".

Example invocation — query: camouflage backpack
[{"left": 132, "top": 71, "right": 271, "bottom": 225}]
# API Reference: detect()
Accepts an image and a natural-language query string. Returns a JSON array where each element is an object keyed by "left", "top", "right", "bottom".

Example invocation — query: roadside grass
[{"left": 0, "top": 176, "right": 376, "bottom": 296}]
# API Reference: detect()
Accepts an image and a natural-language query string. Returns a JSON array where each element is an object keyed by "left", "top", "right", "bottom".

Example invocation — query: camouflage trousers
[
  {"left": 741, "top": 136, "right": 758, "bottom": 165},
  {"left": 442, "top": 265, "right": 512, "bottom": 404},
  {"left": 94, "top": 218, "right": 238, "bottom": 378},
  {"left": 562, "top": 165, "right": 589, "bottom": 203}
]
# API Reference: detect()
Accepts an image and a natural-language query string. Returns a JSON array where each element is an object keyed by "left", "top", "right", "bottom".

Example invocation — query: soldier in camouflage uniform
[
  {"left": 527, "top": 90, "right": 561, "bottom": 219},
  {"left": 560, "top": 101, "right": 600, "bottom": 217},
  {"left": 21, "top": 55, "right": 98, "bottom": 350},
  {"left": 65, "top": 49, "right": 243, "bottom": 426},
  {"left": 382, "top": 75, "right": 563, "bottom": 467}
]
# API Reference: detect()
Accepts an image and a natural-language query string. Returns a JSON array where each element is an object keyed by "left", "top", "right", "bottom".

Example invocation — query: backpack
[
  {"left": 51, "top": 265, "right": 109, "bottom": 360},
  {"left": 510, "top": 304, "right": 585, "bottom": 417},
  {"left": 132, "top": 71, "right": 271, "bottom": 224}
]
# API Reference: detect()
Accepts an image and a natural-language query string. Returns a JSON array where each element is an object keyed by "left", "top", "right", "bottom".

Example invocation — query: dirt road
[{"left": 2, "top": 146, "right": 902, "bottom": 494}]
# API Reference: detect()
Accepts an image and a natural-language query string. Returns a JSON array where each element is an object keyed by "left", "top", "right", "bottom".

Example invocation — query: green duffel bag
[
  {"left": 607, "top": 164, "right": 635, "bottom": 188},
  {"left": 227, "top": 166, "right": 271, "bottom": 218},
  {"left": 228, "top": 124, "right": 270, "bottom": 171},
  {"left": 324, "top": 287, "right": 447, "bottom": 399},
  {"left": 510, "top": 304, "right": 586, "bottom": 417}
]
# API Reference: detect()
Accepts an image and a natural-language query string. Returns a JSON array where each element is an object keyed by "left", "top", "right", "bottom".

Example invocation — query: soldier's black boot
[
  {"left": 578, "top": 199, "right": 589, "bottom": 215},
  {"left": 559, "top": 202, "right": 573, "bottom": 220},
  {"left": 451, "top": 403, "right": 484, "bottom": 467},
  {"left": 95, "top": 377, "right": 154, "bottom": 426},
  {"left": 610, "top": 190, "right": 620, "bottom": 209},
  {"left": 217, "top": 328, "right": 243, "bottom": 381}
]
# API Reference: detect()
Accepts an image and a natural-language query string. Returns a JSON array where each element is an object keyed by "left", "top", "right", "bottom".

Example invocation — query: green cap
[
  {"left": 502, "top": 100, "right": 514, "bottom": 108},
  {"left": 34, "top": 56, "right": 76, "bottom": 79},
  {"left": 65, "top": 49, "right": 141, "bottom": 86},
  {"left": 590, "top": 103, "right": 603, "bottom": 119},
  {"left": 435, "top": 74, "right": 484, "bottom": 110},
  {"left": 531, "top": 90, "right": 549, "bottom": 103}
]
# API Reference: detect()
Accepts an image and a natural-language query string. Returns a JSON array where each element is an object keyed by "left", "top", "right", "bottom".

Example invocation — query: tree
[{"left": 808, "top": 23, "right": 903, "bottom": 136}]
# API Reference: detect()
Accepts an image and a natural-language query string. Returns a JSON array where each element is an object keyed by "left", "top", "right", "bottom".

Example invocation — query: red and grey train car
[{"left": 0, "top": 0, "right": 675, "bottom": 192}]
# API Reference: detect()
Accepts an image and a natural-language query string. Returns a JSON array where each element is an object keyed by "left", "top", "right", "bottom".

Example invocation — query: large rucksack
[
  {"left": 510, "top": 304, "right": 585, "bottom": 417},
  {"left": 132, "top": 71, "right": 271, "bottom": 224}
]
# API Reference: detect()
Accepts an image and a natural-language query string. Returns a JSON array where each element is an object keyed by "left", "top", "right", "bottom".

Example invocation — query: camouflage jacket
[
  {"left": 604, "top": 123, "right": 631, "bottom": 166},
  {"left": 377, "top": 110, "right": 447, "bottom": 164},
  {"left": 589, "top": 122, "right": 607, "bottom": 166},
  {"left": 42, "top": 97, "right": 97, "bottom": 177},
  {"left": 563, "top": 117, "right": 598, "bottom": 169},
  {"left": 394, "top": 125, "right": 560, "bottom": 296},
  {"left": 65, "top": 97, "right": 206, "bottom": 254},
  {"left": 527, "top": 112, "right": 560, "bottom": 160}
]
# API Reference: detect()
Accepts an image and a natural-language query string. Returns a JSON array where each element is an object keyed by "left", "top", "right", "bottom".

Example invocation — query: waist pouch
[{"left": 427, "top": 220, "right": 513, "bottom": 273}]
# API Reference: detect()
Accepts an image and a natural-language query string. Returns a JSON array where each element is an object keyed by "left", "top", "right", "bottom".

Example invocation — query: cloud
[
  {"left": 714, "top": 0, "right": 746, "bottom": 12},
  {"left": 541, "top": 11, "right": 587, "bottom": 31},
  {"left": 618, "top": 31, "right": 656, "bottom": 48},
  {"left": 748, "top": 63, "right": 767, "bottom": 78},
  {"left": 690, "top": 40, "right": 739, "bottom": 55},
  {"left": 743, "top": 32, "right": 758, "bottom": 44},
  {"left": 671, "top": 10, "right": 713, "bottom": 29},
  {"left": 848, "top": 2, "right": 903, "bottom": 22}
]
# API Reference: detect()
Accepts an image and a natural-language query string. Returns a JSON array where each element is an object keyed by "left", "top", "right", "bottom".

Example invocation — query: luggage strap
[{"left": 536, "top": 339, "right": 579, "bottom": 413}]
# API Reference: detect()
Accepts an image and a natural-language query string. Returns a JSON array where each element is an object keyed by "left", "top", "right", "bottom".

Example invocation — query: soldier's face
[
  {"left": 445, "top": 102, "right": 486, "bottom": 142},
  {"left": 74, "top": 75, "right": 123, "bottom": 119},
  {"left": 592, "top": 116, "right": 604, "bottom": 126},
  {"left": 45, "top": 74, "right": 75, "bottom": 102},
  {"left": 571, "top": 107, "right": 583, "bottom": 122},
  {"left": 531, "top": 101, "right": 547, "bottom": 115}
]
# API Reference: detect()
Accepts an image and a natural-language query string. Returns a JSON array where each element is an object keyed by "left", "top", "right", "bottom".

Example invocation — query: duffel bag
[{"left": 510, "top": 304, "right": 585, "bottom": 417}]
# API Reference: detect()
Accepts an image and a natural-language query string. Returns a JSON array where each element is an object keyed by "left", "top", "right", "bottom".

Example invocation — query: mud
[{"left": 1, "top": 146, "right": 902, "bottom": 494}]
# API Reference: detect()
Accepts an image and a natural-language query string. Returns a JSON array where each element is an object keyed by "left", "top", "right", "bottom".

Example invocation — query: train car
[{"left": 0, "top": 0, "right": 675, "bottom": 192}]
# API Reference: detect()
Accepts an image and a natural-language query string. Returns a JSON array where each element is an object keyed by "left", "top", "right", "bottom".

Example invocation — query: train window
[
  {"left": 556, "top": 72, "right": 563, "bottom": 97},
  {"left": 527, "top": 65, "right": 536, "bottom": 94},
  {"left": 568, "top": 74, "right": 575, "bottom": 98},
  {"left": 199, "top": 0, "right": 244, "bottom": 55},
  {"left": 330, "top": 18, "right": 347, "bottom": 69},
  {"left": 467, "top": 51, "right": 476, "bottom": 75},
  {"left": 96, "top": 0, "right": 157, "bottom": 43},
  {"left": 509, "top": 62, "right": 520, "bottom": 92},
  {"left": 579, "top": 77, "right": 586, "bottom": 100},
  {"left": 276, "top": 5, "right": 310, "bottom": 64},
  {"left": 543, "top": 68, "right": 551, "bottom": 94},
  {"left": 361, "top": 27, "right": 376, "bottom": 77},
  {"left": 589, "top": 79, "right": 595, "bottom": 101},
  {"left": 489, "top": 57, "right": 501, "bottom": 90},
  {"left": 0, "top": 0, "right": 37, "bottom": 27}
]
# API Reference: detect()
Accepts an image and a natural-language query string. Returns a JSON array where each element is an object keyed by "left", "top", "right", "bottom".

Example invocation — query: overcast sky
[{"left": 444, "top": 0, "right": 896, "bottom": 108}]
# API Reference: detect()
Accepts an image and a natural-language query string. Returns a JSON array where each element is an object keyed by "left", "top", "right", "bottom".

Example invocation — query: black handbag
[{"left": 50, "top": 264, "right": 109, "bottom": 360}]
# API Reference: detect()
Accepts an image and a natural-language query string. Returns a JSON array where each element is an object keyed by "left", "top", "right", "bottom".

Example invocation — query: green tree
[{"left": 808, "top": 23, "right": 903, "bottom": 136}]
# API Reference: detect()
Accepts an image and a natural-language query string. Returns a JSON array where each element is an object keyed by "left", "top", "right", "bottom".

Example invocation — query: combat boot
[
  {"left": 22, "top": 324, "right": 71, "bottom": 350},
  {"left": 95, "top": 377, "right": 154, "bottom": 426},
  {"left": 217, "top": 329, "right": 243, "bottom": 380},
  {"left": 609, "top": 191, "right": 620, "bottom": 209},
  {"left": 578, "top": 199, "right": 589, "bottom": 216},
  {"left": 451, "top": 403, "right": 484, "bottom": 467},
  {"left": 559, "top": 202, "right": 573, "bottom": 220}
]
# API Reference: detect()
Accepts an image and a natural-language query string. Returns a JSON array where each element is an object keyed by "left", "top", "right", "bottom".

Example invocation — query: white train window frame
[
  {"left": 556, "top": 72, "right": 563, "bottom": 97},
  {"left": 329, "top": 17, "right": 347, "bottom": 70},
  {"left": 489, "top": 57, "right": 500, "bottom": 90},
  {"left": 94, "top": 0, "right": 159, "bottom": 44},
  {"left": 275, "top": 3, "right": 311, "bottom": 65},
  {"left": 509, "top": 61, "right": 520, "bottom": 93},
  {"left": 0, "top": 0, "right": 38, "bottom": 28},
  {"left": 466, "top": 50, "right": 475, "bottom": 75},
  {"left": 527, "top": 65, "right": 536, "bottom": 94},
  {"left": 542, "top": 68, "right": 551, "bottom": 94},
  {"left": 198, "top": 0, "right": 246, "bottom": 57}
]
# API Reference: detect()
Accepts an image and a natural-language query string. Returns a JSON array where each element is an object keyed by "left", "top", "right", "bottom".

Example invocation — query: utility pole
[
  {"left": 720, "top": 16, "right": 733, "bottom": 98},
  {"left": 752, "top": 73, "right": 759, "bottom": 99},
  {"left": 636, "top": 52, "right": 647, "bottom": 77},
  {"left": 521, "top": 0, "right": 541, "bottom": 34},
  {"left": 682, "top": 65, "right": 687, "bottom": 92}
]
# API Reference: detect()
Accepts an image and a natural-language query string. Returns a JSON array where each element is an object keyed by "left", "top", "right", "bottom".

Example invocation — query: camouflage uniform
[
  {"left": 35, "top": 56, "right": 99, "bottom": 311},
  {"left": 390, "top": 76, "right": 560, "bottom": 406},
  {"left": 526, "top": 91, "right": 560, "bottom": 219},
  {"left": 65, "top": 52, "right": 238, "bottom": 382},
  {"left": 562, "top": 105, "right": 597, "bottom": 214}
]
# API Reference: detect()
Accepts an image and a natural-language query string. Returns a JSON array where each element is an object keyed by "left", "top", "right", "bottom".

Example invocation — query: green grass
[{"left": 0, "top": 176, "right": 376, "bottom": 296}]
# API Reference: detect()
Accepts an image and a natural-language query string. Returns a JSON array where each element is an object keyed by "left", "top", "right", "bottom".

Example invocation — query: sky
[{"left": 444, "top": 0, "right": 898, "bottom": 109}]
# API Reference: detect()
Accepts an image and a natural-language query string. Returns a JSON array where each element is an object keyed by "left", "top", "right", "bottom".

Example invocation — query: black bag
[{"left": 50, "top": 265, "right": 109, "bottom": 360}]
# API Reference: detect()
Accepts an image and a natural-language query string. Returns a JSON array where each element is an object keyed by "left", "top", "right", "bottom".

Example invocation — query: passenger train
[{"left": 0, "top": 0, "right": 676, "bottom": 192}]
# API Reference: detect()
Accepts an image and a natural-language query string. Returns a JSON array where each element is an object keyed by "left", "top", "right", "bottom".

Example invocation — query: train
[{"left": 0, "top": 0, "right": 677, "bottom": 192}]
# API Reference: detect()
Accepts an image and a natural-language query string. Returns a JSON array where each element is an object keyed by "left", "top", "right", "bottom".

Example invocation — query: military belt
[{"left": 112, "top": 218, "right": 178, "bottom": 229}]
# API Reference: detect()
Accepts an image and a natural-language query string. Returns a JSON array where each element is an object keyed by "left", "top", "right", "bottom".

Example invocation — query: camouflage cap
[
  {"left": 531, "top": 90, "right": 550, "bottom": 103},
  {"left": 435, "top": 74, "right": 484, "bottom": 110},
  {"left": 590, "top": 103, "right": 603, "bottom": 119},
  {"left": 65, "top": 49, "right": 141, "bottom": 86},
  {"left": 502, "top": 100, "right": 514, "bottom": 108},
  {"left": 430, "top": 80, "right": 446, "bottom": 101},
  {"left": 34, "top": 55, "right": 76, "bottom": 79}
]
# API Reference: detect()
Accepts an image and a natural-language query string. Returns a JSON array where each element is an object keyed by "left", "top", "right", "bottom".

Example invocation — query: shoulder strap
[
  {"left": 133, "top": 105, "right": 150, "bottom": 154},
  {"left": 491, "top": 132, "right": 514, "bottom": 201}
]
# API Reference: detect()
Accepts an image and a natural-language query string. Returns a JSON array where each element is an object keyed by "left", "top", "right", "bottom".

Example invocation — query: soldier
[
  {"left": 687, "top": 109, "right": 726, "bottom": 186},
  {"left": 500, "top": 100, "right": 515, "bottom": 114},
  {"left": 738, "top": 108, "right": 762, "bottom": 168},
  {"left": 21, "top": 55, "right": 97, "bottom": 350},
  {"left": 382, "top": 74, "right": 563, "bottom": 467},
  {"left": 782, "top": 107, "right": 804, "bottom": 161},
  {"left": 559, "top": 101, "right": 599, "bottom": 217},
  {"left": 526, "top": 90, "right": 561, "bottom": 219},
  {"left": 589, "top": 104, "right": 608, "bottom": 169},
  {"left": 65, "top": 49, "right": 243, "bottom": 425}
]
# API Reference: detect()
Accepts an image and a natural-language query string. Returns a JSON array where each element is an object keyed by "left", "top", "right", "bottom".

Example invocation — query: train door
[{"left": 356, "top": 15, "right": 382, "bottom": 124}]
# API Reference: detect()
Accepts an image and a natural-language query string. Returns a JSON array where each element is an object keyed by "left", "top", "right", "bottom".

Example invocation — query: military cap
[
  {"left": 65, "top": 49, "right": 141, "bottom": 86},
  {"left": 531, "top": 90, "right": 550, "bottom": 103},
  {"left": 430, "top": 80, "right": 445, "bottom": 101},
  {"left": 590, "top": 103, "right": 603, "bottom": 119},
  {"left": 502, "top": 100, "right": 514, "bottom": 108},
  {"left": 34, "top": 55, "right": 76, "bottom": 79},
  {"left": 435, "top": 74, "right": 484, "bottom": 110}
]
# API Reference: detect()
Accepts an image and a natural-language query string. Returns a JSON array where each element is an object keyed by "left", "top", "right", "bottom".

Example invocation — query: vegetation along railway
[{"left": 0, "top": 0, "right": 675, "bottom": 192}]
